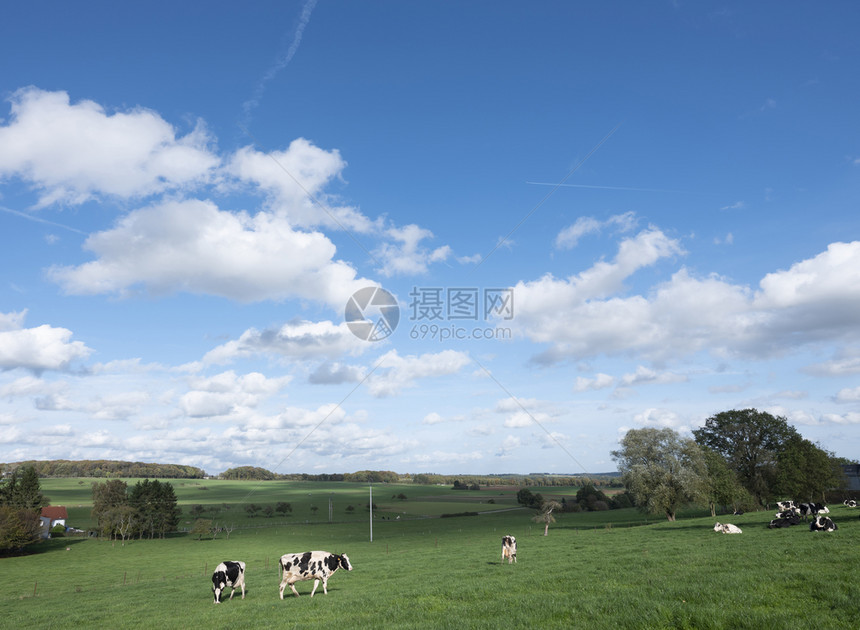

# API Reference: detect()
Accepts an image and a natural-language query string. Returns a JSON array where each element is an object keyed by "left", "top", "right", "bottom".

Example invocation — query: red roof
[{"left": 41, "top": 506, "right": 68, "bottom": 520}]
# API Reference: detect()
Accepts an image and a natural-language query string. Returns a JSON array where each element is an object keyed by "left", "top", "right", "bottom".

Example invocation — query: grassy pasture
[{"left": 3, "top": 479, "right": 858, "bottom": 629}]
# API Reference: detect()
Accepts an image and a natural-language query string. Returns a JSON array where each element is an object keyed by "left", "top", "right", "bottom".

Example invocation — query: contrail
[
  {"left": 241, "top": 0, "right": 318, "bottom": 125},
  {"left": 525, "top": 181, "right": 704, "bottom": 194},
  {"left": 0, "top": 205, "right": 87, "bottom": 235}
]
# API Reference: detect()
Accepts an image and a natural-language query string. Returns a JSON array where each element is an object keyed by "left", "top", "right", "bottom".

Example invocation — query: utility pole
[{"left": 369, "top": 482, "right": 373, "bottom": 542}]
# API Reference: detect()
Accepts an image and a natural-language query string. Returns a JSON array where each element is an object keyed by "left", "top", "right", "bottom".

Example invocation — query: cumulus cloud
[
  {"left": 228, "top": 139, "right": 378, "bottom": 233},
  {"left": 373, "top": 224, "right": 452, "bottom": 277},
  {"left": 555, "top": 211, "right": 637, "bottom": 249},
  {"left": 0, "top": 311, "right": 91, "bottom": 372},
  {"left": 179, "top": 371, "right": 290, "bottom": 419},
  {"left": 573, "top": 373, "right": 615, "bottom": 392},
  {"left": 0, "top": 87, "right": 218, "bottom": 206},
  {"left": 47, "top": 199, "right": 370, "bottom": 307},
  {"left": 517, "top": 235, "right": 860, "bottom": 364},
  {"left": 204, "top": 319, "right": 368, "bottom": 364},
  {"left": 365, "top": 349, "right": 471, "bottom": 397}
]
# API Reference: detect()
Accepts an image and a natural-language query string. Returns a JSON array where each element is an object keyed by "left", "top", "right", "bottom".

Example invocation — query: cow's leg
[
  {"left": 289, "top": 581, "right": 301, "bottom": 597},
  {"left": 322, "top": 576, "right": 328, "bottom": 595},
  {"left": 228, "top": 585, "right": 235, "bottom": 600},
  {"left": 310, "top": 579, "right": 320, "bottom": 597},
  {"left": 279, "top": 580, "right": 287, "bottom": 600},
  {"left": 240, "top": 579, "right": 245, "bottom": 599}
]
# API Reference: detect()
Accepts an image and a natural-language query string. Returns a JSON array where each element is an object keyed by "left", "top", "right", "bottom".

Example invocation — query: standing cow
[
  {"left": 278, "top": 551, "right": 352, "bottom": 598},
  {"left": 501, "top": 535, "right": 517, "bottom": 564},
  {"left": 212, "top": 560, "right": 246, "bottom": 603}
]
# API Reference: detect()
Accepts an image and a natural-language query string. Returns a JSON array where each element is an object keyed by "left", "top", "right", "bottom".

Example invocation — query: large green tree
[
  {"left": 0, "top": 465, "right": 47, "bottom": 509},
  {"left": 774, "top": 436, "right": 836, "bottom": 502},
  {"left": 91, "top": 479, "right": 129, "bottom": 538},
  {"left": 693, "top": 409, "right": 800, "bottom": 505},
  {"left": 612, "top": 428, "right": 707, "bottom": 521},
  {"left": 701, "top": 448, "right": 748, "bottom": 517}
]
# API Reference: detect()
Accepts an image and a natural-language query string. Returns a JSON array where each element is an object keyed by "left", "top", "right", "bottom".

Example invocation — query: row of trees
[
  {"left": 612, "top": 409, "right": 849, "bottom": 521},
  {"left": 92, "top": 479, "right": 181, "bottom": 541},
  {"left": 3, "top": 460, "right": 205, "bottom": 479},
  {"left": 0, "top": 465, "right": 48, "bottom": 553}
]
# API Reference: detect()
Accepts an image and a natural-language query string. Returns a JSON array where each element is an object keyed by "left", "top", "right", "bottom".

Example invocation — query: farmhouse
[{"left": 39, "top": 506, "right": 68, "bottom": 538}]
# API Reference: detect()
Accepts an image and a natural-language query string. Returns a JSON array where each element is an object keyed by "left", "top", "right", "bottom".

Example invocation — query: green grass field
[{"left": 3, "top": 479, "right": 858, "bottom": 629}]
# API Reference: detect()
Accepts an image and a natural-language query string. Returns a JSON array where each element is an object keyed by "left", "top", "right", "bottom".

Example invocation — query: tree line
[
  {"left": 91, "top": 479, "right": 181, "bottom": 541},
  {"left": 2, "top": 459, "right": 205, "bottom": 479},
  {"left": 612, "top": 408, "right": 856, "bottom": 521},
  {"left": 0, "top": 465, "right": 48, "bottom": 553}
]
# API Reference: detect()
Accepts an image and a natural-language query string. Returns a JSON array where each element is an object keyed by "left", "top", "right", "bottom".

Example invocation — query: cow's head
[
  {"left": 339, "top": 554, "right": 353, "bottom": 571},
  {"left": 212, "top": 573, "right": 226, "bottom": 603}
]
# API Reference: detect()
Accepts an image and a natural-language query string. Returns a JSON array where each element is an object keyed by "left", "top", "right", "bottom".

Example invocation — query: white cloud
[
  {"left": 573, "top": 373, "right": 615, "bottom": 392},
  {"left": 228, "top": 139, "right": 378, "bottom": 233},
  {"left": 0, "top": 311, "right": 92, "bottom": 371},
  {"left": 633, "top": 408, "right": 685, "bottom": 430},
  {"left": 48, "top": 199, "right": 370, "bottom": 307},
  {"left": 620, "top": 366, "right": 686, "bottom": 387},
  {"left": 518, "top": 237, "right": 860, "bottom": 364},
  {"left": 555, "top": 211, "right": 637, "bottom": 249},
  {"left": 835, "top": 386, "right": 860, "bottom": 403},
  {"left": 366, "top": 349, "right": 471, "bottom": 397},
  {"left": 204, "top": 319, "right": 368, "bottom": 364},
  {"left": 0, "top": 87, "right": 218, "bottom": 206},
  {"left": 373, "top": 224, "right": 452, "bottom": 277},
  {"left": 180, "top": 371, "right": 290, "bottom": 419}
]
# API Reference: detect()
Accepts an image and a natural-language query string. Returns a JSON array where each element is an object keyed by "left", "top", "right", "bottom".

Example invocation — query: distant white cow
[
  {"left": 501, "top": 535, "right": 517, "bottom": 564},
  {"left": 713, "top": 522, "right": 742, "bottom": 534}
]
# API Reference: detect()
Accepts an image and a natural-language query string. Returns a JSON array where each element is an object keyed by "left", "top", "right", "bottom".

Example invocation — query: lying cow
[
  {"left": 775, "top": 508, "right": 799, "bottom": 519},
  {"left": 809, "top": 516, "right": 837, "bottom": 532},
  {"left": 775, "top": 500, "right": 795, "bottom": 512},
  {"left": 844, "top": 499, "right": 857, "bottom": 508},
  {"left": 278, "top": 551, "right": 352, "bottom": 598},
  {"left": 769, "top": 515, "right": 801, "bottom": 528},
  {"left": 212, "top": 560, "right": 246, "bottom": 603},
  {"left": 501, "top": 535, "right": 517, "bottom": 564},
  {"left": 713, "top": 522, "right": 742, "bottom": 534}
]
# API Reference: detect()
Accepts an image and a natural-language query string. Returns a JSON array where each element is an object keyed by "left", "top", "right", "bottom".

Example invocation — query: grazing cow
[
  {"left": 501, "top": 535, "right": 517, "bottom": 564},
  {"left": 212, "top": 560, "right": 246, "bottom": 604},
  {"left": 713, "top": 522, "right": 742, "bottom": 534},
  {"left": 768, "top": 515, "right": 801, "bottom": 528},
  {"left": 278, "top": 551, "right": 352, "bottom": 598},
  {"left": 809, "top": 516, "right": 838, "bottom": 532},
  {"left": 776, "top": 500, "right": 795, "bottom": 512},
  {"left": 844, "top": 499, "right": 857, "bottom": 508},
  {"left": 798, "top": 503, "right": 826, "bottom": 520}
]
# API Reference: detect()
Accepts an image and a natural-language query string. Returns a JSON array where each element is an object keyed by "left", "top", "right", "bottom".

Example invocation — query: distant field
[{"left": 4, "top": 479, "right": 858, "bottom": 629}]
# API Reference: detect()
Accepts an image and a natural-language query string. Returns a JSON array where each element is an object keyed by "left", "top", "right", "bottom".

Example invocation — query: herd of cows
[
  {"left": 211, "top": 536, "right": 519, "bottom": 603},
  {"left": 210, "top": 500, "right": 858, "bottom": 603},
  {"left": 713, "top": 499, "right": 858, "bottom": 536}
]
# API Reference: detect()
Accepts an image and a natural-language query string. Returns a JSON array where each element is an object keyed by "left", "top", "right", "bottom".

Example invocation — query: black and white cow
[
  {"left": 775, "top": 500, "right": 795, "bottom": 512},
  {"left": 768, "top": 515, "right": 801, "bottom": 528},
  {"left": 844, "top": 499, "right": 857, "bottom": 508},
  {"left": 809, "top": 516, "right": 837, "bottom": 532},
  {"left": 278, "top": 551, "right": 352, "bottom": 598},
  {"left": 501, "top": 535, "right": 517, "bottom": 564},
  {"left": 212, "top": 560, "right": 246, "bottom": 604},
  {"left": 775, "top": 508, "right": 799, "bottom": 519},
  {"left": 798, "top": 502, "right": 826, "bottom": 520},
  {"left": 713, "top": 522, "right": 742, "bottom": 534}
]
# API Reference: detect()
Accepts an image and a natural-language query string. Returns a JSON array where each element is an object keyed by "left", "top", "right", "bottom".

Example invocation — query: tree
[
  {"left": 612, "top": 428, "right": 707, "bottom": 522},
  {"left": 189, "top": 504, "right": 206, "bottom": 518},
  {"left": 190, "top": 518, "right": 213, "bottom": 540},
  {"left": 0, "top": 506, "right": 43, "bottom": 553},
  {"left": 275, "top": 502, "right": 292, "bottom": 516},
  {"left": 516, "top": 488, "right": 544, "bottom": 509},
  {"left": 701, "top": 448, "right": 746, "bottom": 517},
  {"left": 693, "top": 409, "right": 800, "bottom": 505},
  {"left": 91, "top": 479, "right": 129, "bottom": 538},
  {"left": 245, "top": 503, "right": 261, "bottom": 517},
  {"left": 262, "top": 505, "right": 274, "bottom": 518},
  {"left": 128, "top": 479, "right": 180, "bottom": 539},
  {"left": 532, "top": 500, "right": 562, "bottom": 536},
  {"left": 0, "top": 466, "right": 47, "bottom": 509},
  {"left": 575, "top": 484, "right": 610, "bottom": 511},
  {"left": 775, "top": 436, "right": 837, "bottom": 502}
]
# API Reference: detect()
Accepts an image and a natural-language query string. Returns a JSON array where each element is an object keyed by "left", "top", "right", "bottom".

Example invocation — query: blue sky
[{"left": 2, "top": 1, "right": 859, "bottom": 476}]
